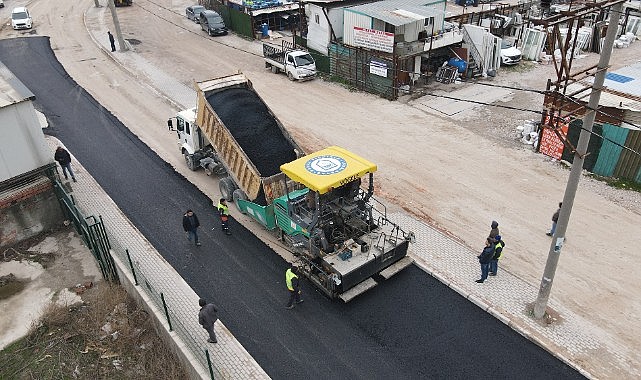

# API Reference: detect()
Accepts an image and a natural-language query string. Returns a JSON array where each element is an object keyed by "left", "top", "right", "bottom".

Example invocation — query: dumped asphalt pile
[{"left": 207, "top": 88, "right": 297, "bottom": 177}]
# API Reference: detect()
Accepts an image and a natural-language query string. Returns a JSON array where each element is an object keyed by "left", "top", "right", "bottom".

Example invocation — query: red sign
[{"left": 539, "top": 116, "right": 569, "bottom": 160}]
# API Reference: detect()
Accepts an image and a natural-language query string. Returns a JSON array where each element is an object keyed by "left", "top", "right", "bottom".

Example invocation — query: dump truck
[
  {"left": 169, "top": 73, "right": 414, "bottom": 301},
  {"left": 263, "top": 42, "right": 316, "bottom": 81}
]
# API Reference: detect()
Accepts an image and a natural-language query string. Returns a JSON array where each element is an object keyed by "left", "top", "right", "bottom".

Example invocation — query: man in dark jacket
[
  {"left": 198, "top": 298, "right": 218, "bottom": 343},
  {"left": 547, "top": 202, "right": 562, "bottom": 236},
  {"left": 476, "top": 238, "right": 495, "bottom": 283},
  {"left": 183, "top": 210, "right": 201, "bottom": 246},
  {"left": 54, "top": 146, "right": 76, "bottom": 182},
  {"left": 488, "top": 220, "right": 499, "bottom": 242}
]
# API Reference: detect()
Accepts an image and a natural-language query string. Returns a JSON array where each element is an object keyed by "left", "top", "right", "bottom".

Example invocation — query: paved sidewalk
[
  {"left": 392, "top": 212, "right": 638, "bottom": 379},
  {"left": 77, "top": 3, "right": 638, "bottom": 379},
  {"left": 45, "top": 137, "right": 269, "bottom": 380}
]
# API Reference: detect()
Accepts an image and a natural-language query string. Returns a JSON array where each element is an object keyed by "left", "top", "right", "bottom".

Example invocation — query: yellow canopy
[{"left": 280, "top": 146, "right": 377, "bottom": 194}]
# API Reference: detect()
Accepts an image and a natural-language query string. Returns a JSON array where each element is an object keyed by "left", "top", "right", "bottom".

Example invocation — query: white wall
[
  {"left": 0, "top": 101, "right": 52, "bottom": 182},
  {"left": 343, "top": 11, "right": 373, "bottom": 46}
]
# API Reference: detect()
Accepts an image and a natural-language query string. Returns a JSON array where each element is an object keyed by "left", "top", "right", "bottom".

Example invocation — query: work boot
[
  {"left": 475, "top": 279, "right": 484, "bottom": 283},
  {"left": 285, "top": 305, "right": 294, "bottom": 310},
  {"left": 72, "top": 177, "right": 77, "bottom": 182}
]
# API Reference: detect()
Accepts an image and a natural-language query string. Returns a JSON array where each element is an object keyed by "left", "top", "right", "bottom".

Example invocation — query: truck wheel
[
  {"left": 287, "top": 71, "right": 295, "bottom": 81},
  {"left": 219, "top": 177, "right": 236, "bottom": 202},
  {"left": 185, "top": 154, "right": 198, "bottom": 171},
  {"left": 271, "top": 66, "right": 278, "bottom": 74},
  {"left": 232, "top": 189, "right": 248, "bottom": 213}
]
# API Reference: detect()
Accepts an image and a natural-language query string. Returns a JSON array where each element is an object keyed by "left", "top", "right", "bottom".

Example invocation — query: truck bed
[{"left": 206, "top": 88, "right": 297, "bottom": 177}]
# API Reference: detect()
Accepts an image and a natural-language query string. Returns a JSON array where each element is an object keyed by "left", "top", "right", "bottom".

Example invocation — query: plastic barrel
[{"left": 261, "top": 23, "right": 269, "bottom": 37}]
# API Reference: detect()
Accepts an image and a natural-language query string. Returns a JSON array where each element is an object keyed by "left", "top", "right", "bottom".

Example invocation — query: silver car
[{"left": 186, "top": 5, "right": 205, "bottom": 23}]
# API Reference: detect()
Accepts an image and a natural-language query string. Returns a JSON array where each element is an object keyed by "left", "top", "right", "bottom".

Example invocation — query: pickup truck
[{"left": 263, "top": 42, "right": 317, "bottom": 81}]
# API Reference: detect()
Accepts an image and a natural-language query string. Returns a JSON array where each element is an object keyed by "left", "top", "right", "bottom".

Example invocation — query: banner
[
  {"left": 369, "top": 60, "right": 388, "bottom": 77},
  {"left": 539, "top": 116, "right": 570, "bottom": 160},
  {"left": 353, "top": 27, "right": 394, "bottom": 53}
]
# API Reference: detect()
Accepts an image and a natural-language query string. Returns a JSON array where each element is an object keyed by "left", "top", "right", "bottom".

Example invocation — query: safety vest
[
  {"left": 495, "top": 241, "right": 504, "bottom": 259},
  {"left": 285, "top": 268, "right": 298, "bottom": 291},
  {"left": 217, "top": 202, "right": 229, "bottom": 216}
]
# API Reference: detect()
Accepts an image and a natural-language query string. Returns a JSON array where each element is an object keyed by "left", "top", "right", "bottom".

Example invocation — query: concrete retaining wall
[{"left": 0, "top": 177, "right": 64, "bottom": 248}]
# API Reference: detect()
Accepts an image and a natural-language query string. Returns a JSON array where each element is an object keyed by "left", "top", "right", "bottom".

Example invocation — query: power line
[{"left": 127, "top": 0, "right": 641, "bottom": 157}]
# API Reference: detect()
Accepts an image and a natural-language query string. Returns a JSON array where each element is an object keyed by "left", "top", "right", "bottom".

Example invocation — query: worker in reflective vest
[
  {"left": 489, "top": 236, "right": 505, "bottom": 276},
  {"left": 216, "top": 198, "right": 231, "bottom": 235},
  {"left": 285, "top": 265, "right": 303, "bottom": 309}
]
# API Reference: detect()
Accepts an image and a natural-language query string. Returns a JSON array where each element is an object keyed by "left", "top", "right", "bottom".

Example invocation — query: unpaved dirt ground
[{"left": 2, "top": 0, "right": 640, "bottom": 377}]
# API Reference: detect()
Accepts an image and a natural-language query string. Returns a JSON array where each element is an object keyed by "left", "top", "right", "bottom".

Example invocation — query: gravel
[{"left": 206, "top": 88, "right": 298, "bottom": 177}]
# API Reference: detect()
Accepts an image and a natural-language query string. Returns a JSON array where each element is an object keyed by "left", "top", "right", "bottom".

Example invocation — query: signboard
[
  {"left": 369, "top": 60, "right": 388, "bottom": 77},
  {"left": 353, "top": 27, "right": 394, "bottom": 53},
  {"left": 539, "top": 116, "right": 570, "bottom": 160}
]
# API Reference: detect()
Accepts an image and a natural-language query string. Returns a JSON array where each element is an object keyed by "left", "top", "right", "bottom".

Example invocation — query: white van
[{"left": 11, "top": 7, "right": 32, "bottom": 30}]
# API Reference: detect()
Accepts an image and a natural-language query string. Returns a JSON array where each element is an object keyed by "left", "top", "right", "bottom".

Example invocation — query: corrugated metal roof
[
  {"left": 566, "top": 61, "right": 641, "bottom": 112},
  {"left": 0, "top": 61, "right": 34, "bottom": 108},
  {"left": 346, "top": 0, "right": 445, "bottom": 26}
]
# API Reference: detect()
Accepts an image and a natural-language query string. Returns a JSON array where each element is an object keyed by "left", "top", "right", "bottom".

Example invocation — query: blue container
[
  {"left": 448, "top": 57, "right": 467, "bottom": 73},
  {"left": 260, "top": 23, "right": 269, "bottom": 37}
]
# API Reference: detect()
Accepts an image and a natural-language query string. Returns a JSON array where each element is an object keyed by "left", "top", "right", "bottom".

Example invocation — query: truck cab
[{"left": 171, "top": 108, "right": 217, "bottom": 173}]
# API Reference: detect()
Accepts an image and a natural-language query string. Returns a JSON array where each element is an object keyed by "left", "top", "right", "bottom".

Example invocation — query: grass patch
[
  {"left": 501, "top": 61, "right": 536, "bottom": 73},
  {"left": 0, "top": 284, "right": 188, "bottom": 379},
  {"left": 589, "top": 174, "right": 641, "bottom": 192}
]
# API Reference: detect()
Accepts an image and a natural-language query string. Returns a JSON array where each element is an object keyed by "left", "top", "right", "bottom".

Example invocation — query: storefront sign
[
  {"left": 539, "top": 116, "right": 570, "bottom": 160},
  {"left": 353, "top": 27, "right": 394, "bottom": 53},
  {"left": 369, "top": 60, "right": 388, "bottom": 77}
]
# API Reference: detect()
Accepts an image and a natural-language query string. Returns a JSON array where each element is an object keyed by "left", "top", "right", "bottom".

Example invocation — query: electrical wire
[{"left": 125, "top": 0, "right": 641, "bottom": 157}]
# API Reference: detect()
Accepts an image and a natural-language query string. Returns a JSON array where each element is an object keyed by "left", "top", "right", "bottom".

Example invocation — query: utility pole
[
  {"left": 107, "top": 0, "right": 129, "bottom": 52},
  {"left": 533, "top": 2, "right": 623, "bottom": 319}
]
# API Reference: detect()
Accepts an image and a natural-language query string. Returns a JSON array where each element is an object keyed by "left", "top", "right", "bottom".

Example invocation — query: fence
[
  {"left": 52, "top": 179, "right": 222, "bottom": 379},
  {"left": 560, "top": 121, "right": 641, "bottom": 184},
  {"left": 53, "top": 180, "right": 119, "bottom": 283}
]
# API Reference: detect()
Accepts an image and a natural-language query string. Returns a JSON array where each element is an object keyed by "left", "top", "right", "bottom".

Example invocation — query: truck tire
[
  {"left": 287, "top": 71, "right": 295, "bottom": 81},
  {"left": 219, "top": 177, "right": 236, "bottom": 202},
  {"left": 232, "top": 189, "right": 248, "bottom": 213},
  {"left": 271, "top": 66, "right": 279, "bottom": 74},
  {"left": 185, "top": 153, "right": 198, "bottom": 171}
]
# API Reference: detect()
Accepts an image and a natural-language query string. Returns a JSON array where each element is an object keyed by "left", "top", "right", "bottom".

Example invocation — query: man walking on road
[
  {"left": 198, "top": 298, "right": 218, "bottom": 343},
  {"left": 476, "top": 238, "right": 495, "bottom": 283},
  {"left": 547, "top": 202, "right": 562, "bottom": 236},
  {"left": 108, "top": 31, "right": 116, "bottom": 52},
  {"left": 54, "top": 146, "right": 76, "bottom": 182},
  {"left": 217, "top": 198, "right": 231, "bottom": 235},
  {"left": 183, "top": 210, "right": 201, "bottom": 246},
  {"left": 285, "top": 265, "right": 304, "bottom": 309}
]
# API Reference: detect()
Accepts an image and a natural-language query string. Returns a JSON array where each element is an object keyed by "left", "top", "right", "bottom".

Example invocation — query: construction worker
[
  {"left": 216, "top": 198, "right": 231, "bottom": 235},
  {"left": 285, "top": 265, "right": 303, "bottom": 309},
  {"left": 489, "top": 235, "right": 505, "bottom": 276}
]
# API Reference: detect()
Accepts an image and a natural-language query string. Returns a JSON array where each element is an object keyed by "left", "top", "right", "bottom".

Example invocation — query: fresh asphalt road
[{"left": 0, "top": 37, "right": 585, "bottom": 379}]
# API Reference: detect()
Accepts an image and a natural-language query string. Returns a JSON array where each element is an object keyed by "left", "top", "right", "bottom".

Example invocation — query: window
[
  {"left": 424, "top": 17, "right": 434, "bottom": 27},
  {"left": 315, "top": 14, "right": 319, "bottom": 24},
  {"left": 384, "top": 22, "right": 394, "bottom": 34},
  {"left": 185, "top": 122, "right": 191, "bottom": 135},
  {"left": 177, "top": 118, "right": 185, "bottom": 132}
]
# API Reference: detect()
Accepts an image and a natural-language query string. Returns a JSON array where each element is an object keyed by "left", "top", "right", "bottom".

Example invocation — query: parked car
[
  {"left": 186, "top": 5, "right": 205, "bottom": 22},
  {"left": 11, "top": 7, "right": 32, "bottom": 30},
  {"left": 200, "top": 10, "right": 227, "bottom": 36},
  {"left": 500, "top": 40, "right": 522, "bottom": 66}
]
